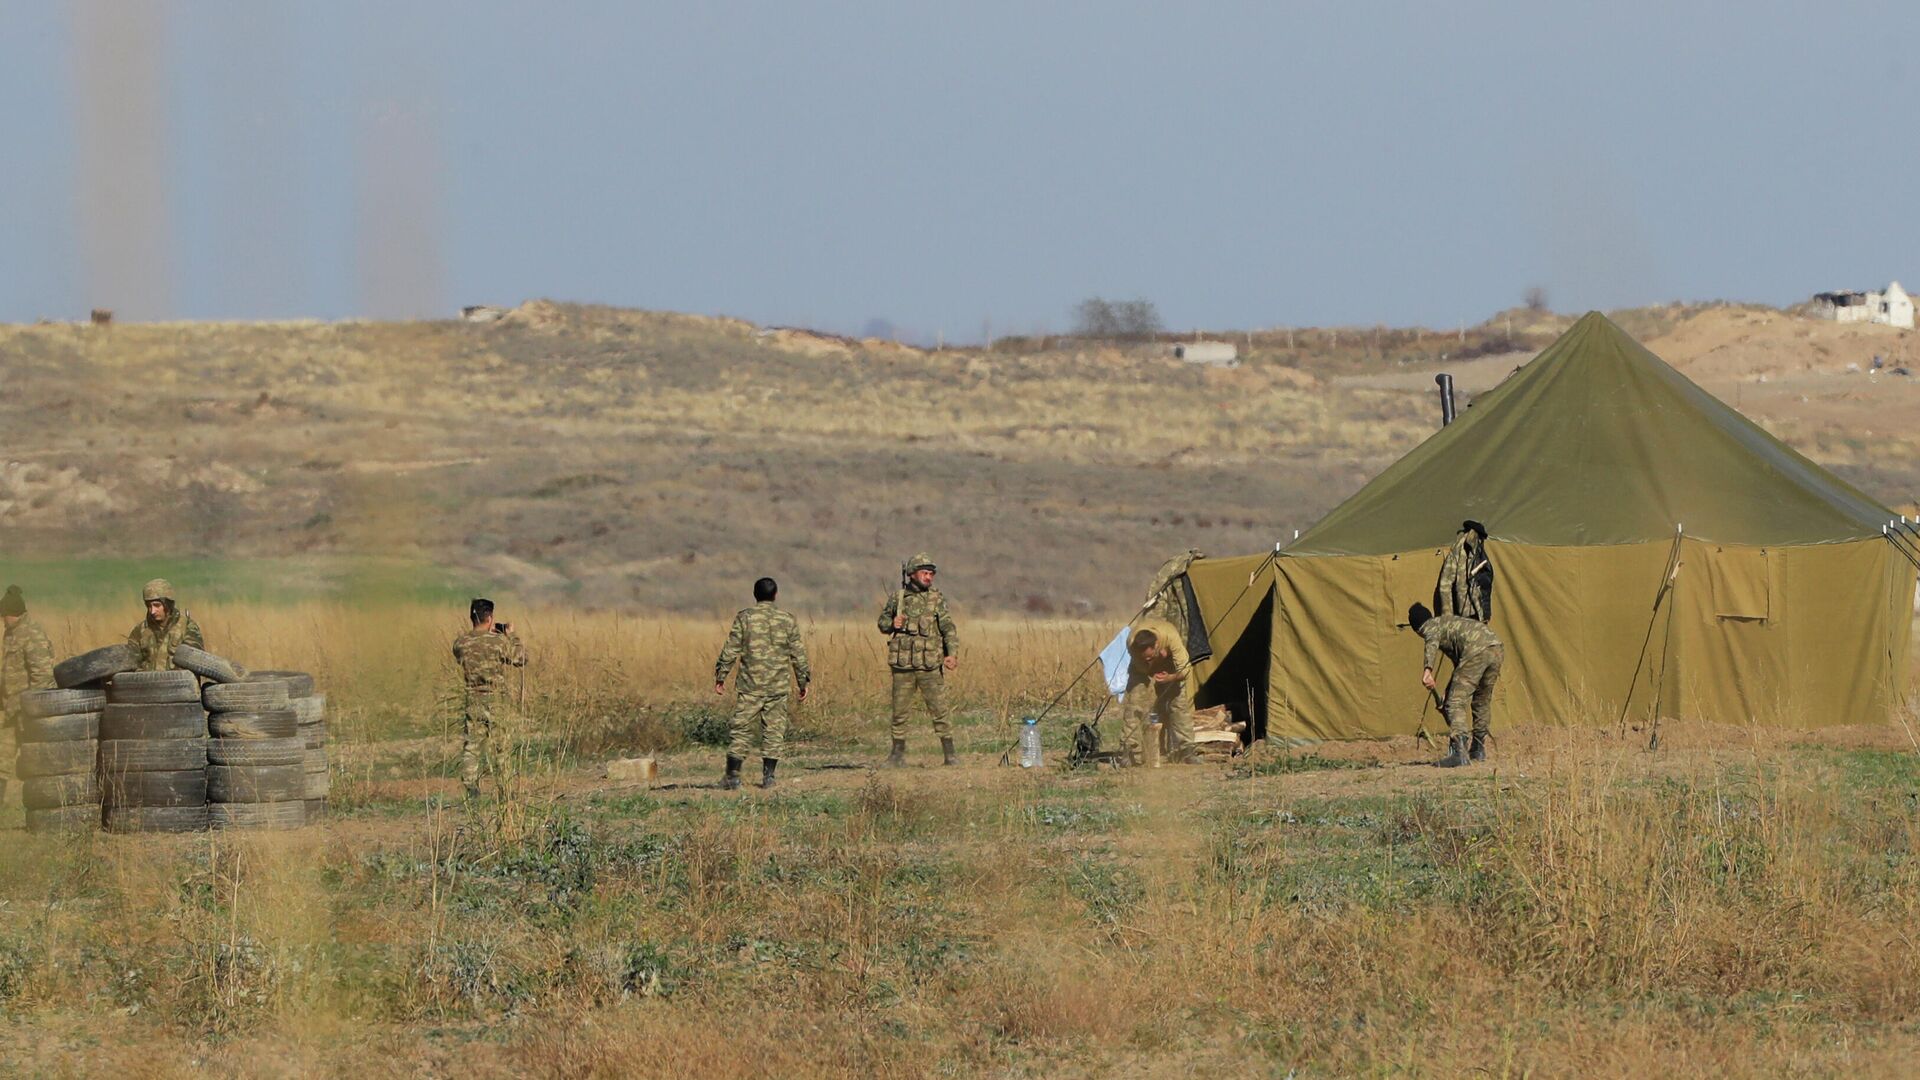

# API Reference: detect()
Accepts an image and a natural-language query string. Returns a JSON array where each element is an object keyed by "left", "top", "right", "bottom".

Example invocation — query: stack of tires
[
  {"left": 15, "top": 686, "right": 107, "bottom": 832},
  {"left": 196, "top": 658, "right": 306, "bottom": 831},
  {"left": 99, "top": 669, "right": 210, "bottom": 834},
  {"left": 252, "top": 671, "right": 331, "bottom": 820}
]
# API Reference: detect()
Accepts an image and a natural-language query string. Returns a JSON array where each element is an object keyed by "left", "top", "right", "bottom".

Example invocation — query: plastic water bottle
[{"left": 1019, "top": 716, "right": 1043, "bottom": 769}]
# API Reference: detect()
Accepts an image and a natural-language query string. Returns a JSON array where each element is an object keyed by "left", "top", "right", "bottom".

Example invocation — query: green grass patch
[{"left": 0, "top": 556, "right": 466, "bottom": 606}]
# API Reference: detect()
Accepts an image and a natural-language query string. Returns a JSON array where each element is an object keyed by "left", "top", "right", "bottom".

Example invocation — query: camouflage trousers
[
  {"left": 1117, "top": 676, "right": 1195, "bottom": 764},
  {"left": 461, "top": 692, "right": 515, "bottom": 795},
  {"left": 729, "top": 690, "right": 791, "bottom": 761},
  {"left": 1444, "top": 645, "right": 1503, "bottom": 740},
  {"left": 889, "top": 669, "right": 952, "bottom": 739}
]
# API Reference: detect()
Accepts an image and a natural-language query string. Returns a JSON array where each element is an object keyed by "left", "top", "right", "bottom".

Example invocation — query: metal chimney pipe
[{"left": 1435, "top": 373, "right": 1457, "bottom": 426}]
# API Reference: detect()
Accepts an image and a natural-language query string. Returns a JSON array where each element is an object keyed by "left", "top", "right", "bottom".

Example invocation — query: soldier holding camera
[{"left": 452, "top": 597, "right": 528, "bottom": 799}]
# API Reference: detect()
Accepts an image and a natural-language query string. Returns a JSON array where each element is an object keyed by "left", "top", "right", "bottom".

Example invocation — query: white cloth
[{"left": 1099, "top": 625, "right": 1133, "bottom": 697}]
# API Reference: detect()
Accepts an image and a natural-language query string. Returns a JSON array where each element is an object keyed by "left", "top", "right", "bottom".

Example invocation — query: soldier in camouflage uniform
[
  {"left": 1115, "top": 620, "right": 1197, "bottom": 765},
  {"left": 877, "top": 552, "right": 959, "bottom": 767},
  {"left": 712, "top": 577, "right": 811, "bottom": 790},
  {"left": 1408, "top": 603, "right": 1503, "bottom": 767},
  {"left": 126, "top": 578, "right": 205, "bottom": 671},
  {"left": 1435, "top": 520, "right": 1493, "bottom": 622},
  {"left": 2, "top": 586, "right": 56, "bottom": 790},
  {"left": 451, "top": 598, "right": 528, "bottom": 799}
]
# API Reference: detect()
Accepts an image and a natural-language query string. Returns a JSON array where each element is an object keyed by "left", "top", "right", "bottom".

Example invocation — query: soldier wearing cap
[
  {"left": 452, "top": 597, "right": 527, "bottom": 800},
  {"left": 126, "top": 578, "right": 205, "bottom": 671},
  {"left": 1, "top": 585, "right": 55, "bottom": 732},
  {"left": 1435, "top": 520, "right": 1494, "bottom": 622},
  {"left": 1408, "top": 602, "right": 1503, "bottom": 767},
  {"left": 876, "top": 552, "right": 959, "bottom": 767}
]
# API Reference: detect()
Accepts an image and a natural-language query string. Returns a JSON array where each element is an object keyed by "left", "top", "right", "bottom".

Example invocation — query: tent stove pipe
[{"left": 1435, "top": 373, "right": 1457, "bottom": 426}]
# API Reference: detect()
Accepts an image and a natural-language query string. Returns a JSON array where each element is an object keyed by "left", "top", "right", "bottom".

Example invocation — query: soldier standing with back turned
[
  {"left": 452, "top": 598, "right": 528, "bottom": 800},
  {"left": 877, "top": 553, "right": 959, "bottom": 767},
  {"left": 713, "top": 577, "right": 811, "bottom": 790}
]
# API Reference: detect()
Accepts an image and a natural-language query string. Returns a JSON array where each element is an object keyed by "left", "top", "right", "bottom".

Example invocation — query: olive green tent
[{"left": 1182, "top": 312, "right": 1914, "bottom": 739}]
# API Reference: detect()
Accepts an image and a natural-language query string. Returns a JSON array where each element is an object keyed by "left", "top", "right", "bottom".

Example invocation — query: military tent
[{"left": 1178, "top": 312, "right": 1914, "bottom": 739}]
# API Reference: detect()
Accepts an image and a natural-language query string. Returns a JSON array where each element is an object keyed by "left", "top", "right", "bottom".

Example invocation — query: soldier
[
  {"left": 2, "top": 585, "right": 56, "bottom": 730},
  {"left": 877, "top": 552, "right": 959, "bottom": 767},
  {"left": 1116, "top": 620, "right": 1197, "bottom": 765},
  {"left": 1435, "top": 520, "right": 1494, "bottom": 622},
  {"left": 451, "top": 598, "right": 528, "bottom": 799},
  {"left": 712, "top": 577, "right": 811, "bottom": 790},
  {"left": 126, "top": 578, "right": 205, "bottom": 671},
  {"left": 1408, "top": 602, "right": 1504, "bottom": 767}
]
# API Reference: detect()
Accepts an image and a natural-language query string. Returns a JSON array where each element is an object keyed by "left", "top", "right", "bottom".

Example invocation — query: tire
[
  {"left": 303, "top": 747, "right": 328, "bottom": 772},
  {"left": 304, "top": 798, "right": 327, "bottom": 821},
  {"left": 98, "top": 738, "right": 210, "bottom": 773},
  {"left": 204, "top": 681, "right": 289, "bottom": 713},
  {"left": 54, "top": 644, "right": 138, "bottom": 689},
  {"left": 107, "top": 671, "right": 202, "bottom": 705},
  {"left": 104, "top": 805, "right": 208, "bottom": 834},
  {"left": 247, "top": 670, "right": 315, "bottom": 699},
  {"left": 303, "top": 769, "right": 332, "bottom": 800},
  {"left": 19, "top": 688, "right": 107, "bottom": 719},
  {"left": 291, "top": 695, "right": 326, "bottom": 725},
  {"left": 172, "top": 644, "right": 247, "bottom": 684},
  {"left": 300, "top": 723, "right": 327, "bottom": 750},
  {"left": 26, "top": 805, "right": 102, "bottom": 833},
  {"left": 100, "top": 703, "right": 207, "bottom": 741},
  {"left": 19, "top": 710, "right": 101, "bottom": 743},
  {"left": 208, "top": 709, "right": 298, "bottom": 740},
  {"left": 208, "top": 737, "right": 304, "bottom": 767},
  {"left": 209, "top": 801, "right": 307, "bottom": 831},
  {"left": 16, "top": 739, "right": 98, "bottom": 778},
  {"left": 23, "top": 772, "right": 102, "bottom": 809},
  {"left": 207, "top": 764, "right": 305, "bottom": 803},
  {"left": 99, "top": 768, "right": 207, "bottom": 808}
]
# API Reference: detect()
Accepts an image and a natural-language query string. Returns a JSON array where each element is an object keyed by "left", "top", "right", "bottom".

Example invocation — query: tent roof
[{"left": 1289, "top": 312, "right": 1891, "bottom": 555}]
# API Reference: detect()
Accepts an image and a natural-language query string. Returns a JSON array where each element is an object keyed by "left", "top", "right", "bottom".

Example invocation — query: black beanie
[{"left": 0, "top": 585, "right": 24, "bottom": 617}]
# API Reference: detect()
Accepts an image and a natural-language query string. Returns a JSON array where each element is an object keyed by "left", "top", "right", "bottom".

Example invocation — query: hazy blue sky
[{"left": 0, "top": 2, "right": 1913, "bottom": 338}]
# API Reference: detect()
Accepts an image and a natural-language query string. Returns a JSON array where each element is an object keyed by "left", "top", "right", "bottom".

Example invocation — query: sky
[{"left": 0, "top": 1, "right": 1913, "bottom": 340}]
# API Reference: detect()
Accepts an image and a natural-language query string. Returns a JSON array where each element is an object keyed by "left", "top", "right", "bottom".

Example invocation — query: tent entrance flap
[{"left": 1178, "top": 574, "right": 1214, "bottom": 664}]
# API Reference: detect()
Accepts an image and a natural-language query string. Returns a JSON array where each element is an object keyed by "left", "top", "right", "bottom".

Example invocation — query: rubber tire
[
  {"left": 247, "top": 670, "right": 315, "bottom": 699},
  {"left": 99, "top": 768, "right": 208, "bottom": 808},
  {"left": 209, "top": 801, "right": 307, "bottom": 831},
  {"left": 54, "top": 644, "right": 138, "bottom": 689},
  {"left": 105, "top": 805, "right": 208, "bottom": 834},
  {"left": 27, "top": 805, "right": 102, "bottom": 833},
  {"left": 204, "top": 681, "right": 290, "bottom": 713},
  {"left": 300, "top": 723, "right": 327, "bottom": 750},
  {"left": 291, "top": 695, "right": 326, "bottom": 724},
  {"left": 208, "top": 764, "right": 306, "bottom": 803},
  {"left": 19, "top": 711, "right": 101, "bottom": 743},
  {"left": 98, "top": 738, "right": 210, "bottom": 773},
  {"left": 208, "top": 709, "right": 298, "bottom": 740},
  {"left": 100, "top": 703, "right": 208, "bottom": 741},
  {"left": 18, "top": 688, "right": 108, "bottom": 719},
  {"left": 23, "top": 772, "right": 102, "bottom": 809},
  {"left": 304, "top": 798, "right": 327, "bottom": 821},
  {"left": 172, "top": 644, "right": 247, "bottom": 684},
  {"left": 208, "top": 737, "right": 304, "bottom": 767},
  {"left": 16, "top": 739, "right": 98, "bottom": 777},
  {"left": 303, "top": 747, "right": 328, "bottom": 772},
  {"left": 303, "top": 769, "right": 331, "bottom": 800},
  {"left": 107, "top": 671, "right": 202, "bottom": 705}
]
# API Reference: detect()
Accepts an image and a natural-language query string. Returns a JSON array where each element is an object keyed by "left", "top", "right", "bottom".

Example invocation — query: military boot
[
  {"left": 761, "top": 758, "right": 778, "bottom": 789},
  {"left": 1469, "top": 733, "right": 1487, "bottom": 763},
  {"left": 1434, "top": 736, "right": 1470, "bottom": 769},
  {"left": 722, "top": 755, "right": 743, "bottom": 790},
  {"left": 884, "top": 738, "right": 906, "bottom": 768},
  {"left": 940, "top": 737, "right": 958, "bottom": 767}
]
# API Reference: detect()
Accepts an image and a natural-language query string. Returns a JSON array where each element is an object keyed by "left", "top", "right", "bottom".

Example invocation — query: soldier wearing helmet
[
  {"left": 126, "top": 578, "right": 205, "bottom": 671},
  {"left": 876, "top": 552, "right": 960, "bottom": 767}
]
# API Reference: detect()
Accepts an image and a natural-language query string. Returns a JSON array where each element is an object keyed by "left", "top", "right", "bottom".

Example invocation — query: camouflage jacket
[
  {"left": 2, "top": 615, "right": 56, "bottom": 717},
  {"left": 714, "top": 601, "right": 810, "bottom": 696},
  {"left": 1421, "top": 614, "right": 1502, "bottom": 673},
  {"left": 453, "top": 627, "right": 528, "bottom": 696},
  {"left": 877, "top": 585, "right": 958, "bottom": 671},
  {"left": 1436, "top": 536, "right": 1492, "bottom": 621},
  {"left": 127, "top": 612, "right": 205, "bottom": 672}
]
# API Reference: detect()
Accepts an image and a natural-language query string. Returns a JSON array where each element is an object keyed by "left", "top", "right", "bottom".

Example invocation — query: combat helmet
[
  {"left": 142, "top": 578, "right": 176, "bottom": 603},
  {"left": 904, "top": 553, "right": 937, "bottom": 573}
]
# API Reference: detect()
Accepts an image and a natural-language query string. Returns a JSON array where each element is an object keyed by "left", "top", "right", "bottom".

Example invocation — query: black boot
[
  {"left": 884, "top": 738, "right": 906, "bottom": 768},
  {"left": 1469, "top": 733, "right": 1487, "bottom": 763},
  {"left": 941, "top": 737, "right": 958, "bottom": 767},
  {"left": 1434, "top": 736, "right": 1470, "bottom": 769},
  {"left": 761, "top": 758, "right": 778, "bottom": 789},
  {"left": 722, "top": 755, "right": 742, "bottom": 790}
]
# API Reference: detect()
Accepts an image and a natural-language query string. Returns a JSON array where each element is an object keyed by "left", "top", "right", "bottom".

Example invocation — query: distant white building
[
  {"left": 1812, "top": 281, "right": 1913, "bottom": 329},
  {"left": 1170, "top": 341, "right": 1239, "bottom": 366}
]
